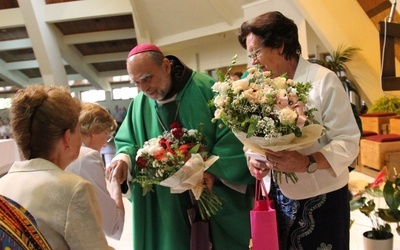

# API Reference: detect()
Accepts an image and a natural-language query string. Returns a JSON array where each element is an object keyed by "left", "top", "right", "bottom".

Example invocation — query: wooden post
[{"left": 380, "top": 21, "right": 400, "bottom": 91}]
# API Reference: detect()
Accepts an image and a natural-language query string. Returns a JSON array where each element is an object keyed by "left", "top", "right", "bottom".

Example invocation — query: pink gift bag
[{"left": 250, "top": 172, "right": 279, "bottom": 250}]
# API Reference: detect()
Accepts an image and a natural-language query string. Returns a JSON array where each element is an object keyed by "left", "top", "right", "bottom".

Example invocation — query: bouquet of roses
[
  {"left": 211, "top": 64, "right": 324, "bottom": 183},
  {"left": 133, "top": 122, "right": 221, "bottom": 220}
]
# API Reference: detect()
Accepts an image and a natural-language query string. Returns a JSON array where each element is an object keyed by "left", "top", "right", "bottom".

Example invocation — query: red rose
[
  {"left": 159, "top": 138, "right": 168, "bottom": 149},
  {"left": 170, "top": 122, "right": 182, "bottom": 129},
  {"left": 172, "top": 128, "right": 184, "bottom": 139},
  {"left": 136, "top": 157, "right": 148, "bottom": 170},
  {"left": 170, "top": 122, "right": 184, "bottom": 138}
]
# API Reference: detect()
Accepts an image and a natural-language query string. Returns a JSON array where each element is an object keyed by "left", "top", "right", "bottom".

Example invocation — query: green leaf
[
  {"left": 189, "top": 144, "right": 200, "bottom": 154},
  {"left": 359, "top": 199, "right": 375, "bottom": 217},
  {"left": 378, "top": 208, "right": 400, "bottom": 222},
  {"left": 216, "top": 68, "right": 225, "bottom": 82},
  {"left": 350, "top": 196, "right": 366, "bottom": 211},
  {"left": 215, "top": 54, "right": 238, "bottom": 82},
  {"left": 384, "top": 179, "right": 400, "bottom": 210},
  {"left": 246, "top": 122, "right": 257, "bottom": 138}
]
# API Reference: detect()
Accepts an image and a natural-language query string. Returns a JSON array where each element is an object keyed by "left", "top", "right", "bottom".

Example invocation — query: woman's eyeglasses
[
  {"left": 107, "top": 134, "right": 114, "bottom": 143},
  {"left": 248, "top": 47, "right": 263, "bottom": 59}
]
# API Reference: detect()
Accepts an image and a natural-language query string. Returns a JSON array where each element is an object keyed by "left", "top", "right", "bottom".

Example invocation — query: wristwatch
[{"left": 306, "top": 155, "right": 318, "bottom": 173}]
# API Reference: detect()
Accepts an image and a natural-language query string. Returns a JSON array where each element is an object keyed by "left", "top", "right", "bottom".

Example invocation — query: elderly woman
[
  {"left": 66, "top": 102, "right": 124, "bottom": 240},
  {"left": 239, "top": 11, "right": 360, "bottom": 249},
  {"left": 0, "top": 85, "right": 113, "bottom": 250}
]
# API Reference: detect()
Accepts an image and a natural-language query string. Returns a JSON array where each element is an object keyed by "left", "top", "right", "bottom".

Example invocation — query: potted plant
[
  {"left": 367, "top": 95, "right": 400, "bottom": 115},
  {"left": 308, "top": 45, "right": 364, "bottom": 112},
  {"left": 350, "top": 166, "right": 400, "bottom": 249}
]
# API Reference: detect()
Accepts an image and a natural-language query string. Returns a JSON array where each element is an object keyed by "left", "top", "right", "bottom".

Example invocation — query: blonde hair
[
  {"left": 10, "top": 85, "right": 81, "bottom": 160},
  {"left": 79, "top": 102, "right": 117, "bottom": 136}
]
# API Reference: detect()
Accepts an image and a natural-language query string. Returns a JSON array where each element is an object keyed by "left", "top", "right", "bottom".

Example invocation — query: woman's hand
[
  {"left": 248, "top": 157, "right": 272, "bottom": 179},
  {"left": 106, "top": 159, "right": 128, "bottom": 184},
  {"left": 203, "top": 172, "right": 215, "bottom": 191},
  {"left": 264, "top": 149, "right": 309, "bottom": 173}
]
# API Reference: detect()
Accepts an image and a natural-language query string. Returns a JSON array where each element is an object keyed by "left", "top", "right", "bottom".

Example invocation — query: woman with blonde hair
[
  {"left": 0, "top": 85, "right": 113, "bottom": 250},
  {"left": 66, "top": 102, "right": 125, "bottom": 240}
]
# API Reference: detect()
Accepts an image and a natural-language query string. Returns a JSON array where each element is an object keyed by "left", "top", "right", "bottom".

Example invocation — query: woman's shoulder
[
  {"left": 66, "top": 147, "right": 104, "bottom": 179},
  {"left": 80, "top": 146, "right": 102, "bottom": 158}
]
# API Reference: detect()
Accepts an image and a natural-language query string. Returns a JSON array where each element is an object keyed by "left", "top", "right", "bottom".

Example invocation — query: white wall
[
  {"left": 164, "top": 32, "right": 249, "bottom": 73},
  {"left": 166, "top": 0, "right": 329, "bottom": 74}
]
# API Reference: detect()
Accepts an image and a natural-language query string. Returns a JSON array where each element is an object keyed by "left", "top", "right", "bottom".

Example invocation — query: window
[
  {"left": 112, "top": 75, "right": 130, "bottom": 83},
  {"left": 0, "top": 98, "right": 11, "bottom": 109},
  {"left": 80, "top": 90, "right": 106, "bottom": 103},
  {"left": 112, "top": 87, "right": 138, "bottom": 100}
]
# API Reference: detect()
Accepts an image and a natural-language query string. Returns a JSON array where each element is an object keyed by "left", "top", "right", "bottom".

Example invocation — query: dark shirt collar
[{"left": 161, "top": 55, "right": 193, "bottom": 100}]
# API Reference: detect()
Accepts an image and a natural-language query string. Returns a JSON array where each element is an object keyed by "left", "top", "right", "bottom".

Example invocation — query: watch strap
[{"left": 306, "top": 155, "right": 318, "bottom": 173}]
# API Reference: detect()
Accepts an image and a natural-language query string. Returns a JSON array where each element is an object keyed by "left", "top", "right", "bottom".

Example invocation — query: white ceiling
[{"left": 0, "top": 0, "right": 255, "bottom": 92}]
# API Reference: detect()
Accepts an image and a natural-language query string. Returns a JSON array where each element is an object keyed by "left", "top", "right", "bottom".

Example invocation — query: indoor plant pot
[
  {"left": 363, "top": 230, "right": 393, "bottom": 250},
  {"left": 350, "top": 166, "right": 400, "bottom": 250}
]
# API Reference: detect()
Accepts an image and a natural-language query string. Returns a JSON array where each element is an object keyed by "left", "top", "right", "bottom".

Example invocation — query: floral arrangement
[
  {"left": 212, "top": 67, "right": 315, "bottom": 139},
  {"left": 133, "top": 122, "right": 221, "bottom": 220},
  {"left": 350, "top": 166, "right": 400, "bottom": 239},
  {"left": 210, "top": 59, "right": 323, "bottom": 183}
]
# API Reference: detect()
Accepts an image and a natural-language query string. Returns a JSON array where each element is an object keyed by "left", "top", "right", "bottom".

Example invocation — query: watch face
[{"left": 307, "top": 162, "right": 318, "bottom": 173}]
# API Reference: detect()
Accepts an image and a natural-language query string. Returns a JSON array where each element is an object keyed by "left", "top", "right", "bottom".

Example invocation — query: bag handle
[{"left": 255, "top": 170, "right": 271, "bottom": 206}]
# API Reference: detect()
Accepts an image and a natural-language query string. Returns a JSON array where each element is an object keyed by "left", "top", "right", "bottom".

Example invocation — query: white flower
[
  {"left": 287, "top": 79, "right": 296, "bottom": 86},
  {"left": 247, "top": 67, "right": 259, "bottom": 74},
  {"left": 212, "top": 81, "right": 230, "bottom": 94},
  {"left": 276, "top": 89, "right": 288, "bottom": 98},
  {"left": 232, "top": 79, "right": 250, "bottom": 94},
  {"left": 213, "top": 95, "right": 226, "bottom": 107},
  {"left": 273, "top": 76, "right": 288, "bottom": 89},
  {"left": 263, "top": 71, "right": 272, "bottom": 78},
  {"left": 136, "top": 138, "right": 159, "bottom": 159},
  {"left": 242, "top": 88, "right": 264, "bottom": 103},
  {"left": 187, "top": 129, "right": 198, "bottom": 137},
  {"left": 279, "top": 107, "right": 297, "bottom": 125},
  {"left": 147, "top": 137, "right": 160, "bottom": 146},
  {"left": 136, "top": 148, "right": 145, "bottom": 160},
  {"left": 148, "top": 143, "right": 162, "bottom": 156},
  {"left": 214, "top": 109, "right": 222, "bottom": 119}
]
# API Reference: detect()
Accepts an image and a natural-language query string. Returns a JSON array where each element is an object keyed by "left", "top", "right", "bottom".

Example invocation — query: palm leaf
[{"left": 326, "top": 45, "right": 361, "bottom": 73}]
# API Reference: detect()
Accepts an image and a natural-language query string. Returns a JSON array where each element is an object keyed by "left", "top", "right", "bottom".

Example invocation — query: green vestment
[{"left": 115, "top": 62, "right": 254, "bottom": 250}]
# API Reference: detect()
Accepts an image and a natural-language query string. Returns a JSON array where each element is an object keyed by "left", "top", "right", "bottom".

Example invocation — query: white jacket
[
  {"left": 66, "top": 146, "right": 124, "bottom": 240},
  {"left": 275, "top": 58, "right": 360, "bottom": 199},
  {"left": 0, "top": 158, "right": 113, "bottom": 250}
]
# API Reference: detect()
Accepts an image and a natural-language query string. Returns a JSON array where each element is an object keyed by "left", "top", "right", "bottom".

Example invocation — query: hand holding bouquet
[
  {"left": 134, "top": 122, "right": 221, "bottom": 220},
  {"left": 211, "top": 64, "right": 324, "bottom": 183}
]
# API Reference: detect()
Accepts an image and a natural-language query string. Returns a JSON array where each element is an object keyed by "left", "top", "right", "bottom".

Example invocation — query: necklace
[{"left": 155, "top": 101, "right": 182, "bottom": 131}]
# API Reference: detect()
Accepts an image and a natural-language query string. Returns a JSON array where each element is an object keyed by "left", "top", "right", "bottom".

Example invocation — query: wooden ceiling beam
[{"left": 357, "top": 0, "right": 391, "bottom": 18}]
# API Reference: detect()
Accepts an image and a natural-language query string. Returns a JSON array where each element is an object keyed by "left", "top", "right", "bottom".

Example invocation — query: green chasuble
[{"left": 115, "top": 69, "right": 254, "bottom": 250}]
